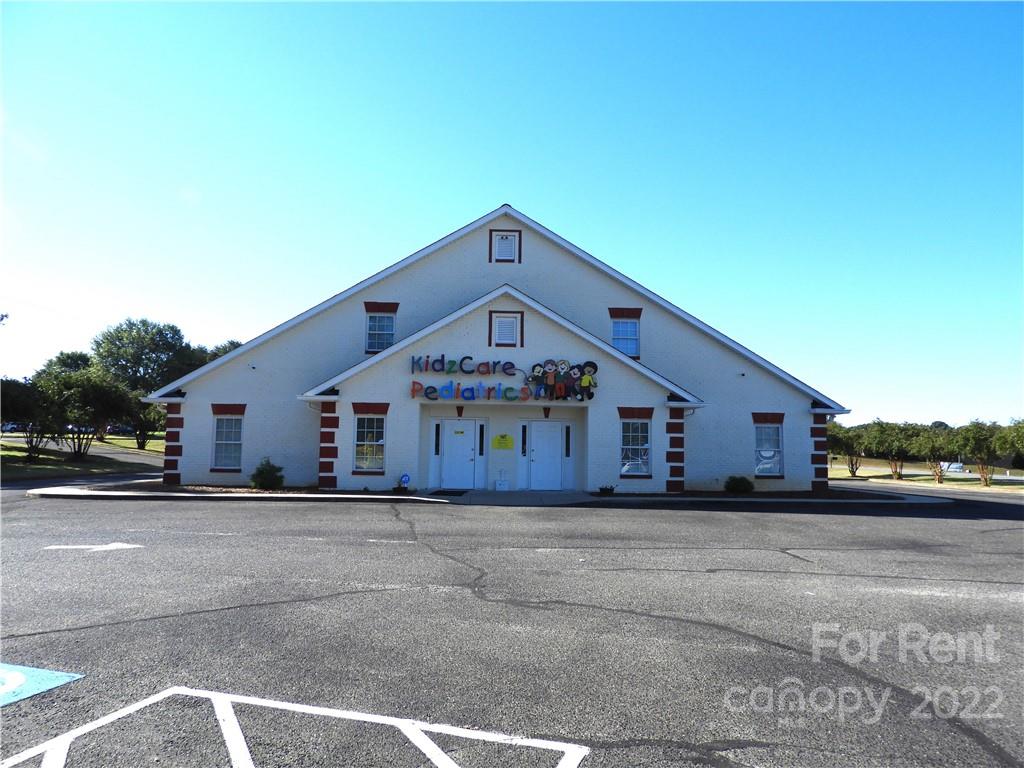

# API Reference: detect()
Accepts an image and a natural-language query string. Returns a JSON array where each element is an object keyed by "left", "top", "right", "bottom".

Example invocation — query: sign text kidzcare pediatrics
[{"left": 409, "top": 354, "right": 598, "bottom": 402}]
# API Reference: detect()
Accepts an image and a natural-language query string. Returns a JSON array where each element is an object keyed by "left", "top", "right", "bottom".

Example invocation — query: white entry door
[
  {"left": 441, "top": 419, "right": 476, "bottom": 489},
  {"left": 529, "top": 421, "right": 563, "bottom": 490}
]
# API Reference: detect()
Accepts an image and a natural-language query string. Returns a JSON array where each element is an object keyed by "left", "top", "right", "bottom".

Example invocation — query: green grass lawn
[
  {"left": 829, "top": 459, "right": 1023, "bottom": 491},
  {"left": 98, "top": 435, "right": 166, "bottom": 454},
  {"left": 1, "top": 441, "right": 160, "bottom": 482}
]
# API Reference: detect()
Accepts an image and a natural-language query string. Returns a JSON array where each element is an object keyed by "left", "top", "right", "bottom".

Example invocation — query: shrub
[
  {"left": 250, "top": 457, "right": 284, "bottom": 490},
  {"left": 724, "top": 475, "right": 754, "bottom": 493}
]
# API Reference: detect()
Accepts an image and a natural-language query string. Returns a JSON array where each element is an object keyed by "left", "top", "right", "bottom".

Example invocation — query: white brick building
[{"left": 145, "top": 205, "right": 847, "bottom": 493}]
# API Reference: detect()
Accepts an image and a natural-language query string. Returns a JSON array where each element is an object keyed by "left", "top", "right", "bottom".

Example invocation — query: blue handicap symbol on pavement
[{"left": 0, "top": 662, "right": 81, "bottom": 706}]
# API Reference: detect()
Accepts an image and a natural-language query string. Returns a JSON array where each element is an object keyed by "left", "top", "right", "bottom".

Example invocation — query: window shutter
[
  {"left": 493, "top": 315, "right": 518, "bottom": 345},
  {"left": 494, "top": 233, "right": 516, "bottom": 262}
]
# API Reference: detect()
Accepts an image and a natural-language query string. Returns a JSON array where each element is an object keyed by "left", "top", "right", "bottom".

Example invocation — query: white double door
[
  {"left": 441, "top": 419, "right": 477, "bottom": 490},
  {"left": 529, "top": 420, "right": 563, "bottom": 491}
]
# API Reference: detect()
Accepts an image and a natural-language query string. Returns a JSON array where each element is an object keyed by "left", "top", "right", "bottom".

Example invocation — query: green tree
[
  {"left": 1, "top": 377, "right": 38, "bottom": 424},
  {"left": 861, "top": 420, "right": 920, "bottom": 480},
  {"left": 92, "top": 319, "right": 190, "bottom": 393},
  {"left": 994, "top": 419, "right": 1024, "bottom": 463},
  {"left": 35, "top": 351, "right": 92, "bottom": 377},
  {"left": 911, "top": 427, "right": 954, "bottom": 484},
  {"left": 127, "top": 395, "right": 166, "bottom": 450},
  {"left": 207, "top": 340, "right": 243, "bottom": 362},
  {"left": 35, "top": 367, "right": 132, "bottom": 458},
  {"left": 91, "top": 320, "right": 240, "bottom": 446},
  {"left": 826, "top": 421, "right": 863, "bottom": 477},
  {"left": 0, "top": 377, "right": 52, "bottom": 460},
  {"left": 953, "top": 421, "right": 1002, "bottom": 487},
  {"left": 170, "top": 339, "right": 243, "bottom": 373}
]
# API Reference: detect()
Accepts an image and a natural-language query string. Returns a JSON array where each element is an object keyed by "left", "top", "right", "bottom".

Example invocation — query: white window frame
[
  {"left": 611, "top": 319, "right": 640, "bottom": 357},
  {"left": 620, "top": 420, "right": 651, "bottom": 476},
  {"left": 212, "top": 416, "right": 243, "bottom": 470},
  {"left": 365, "top": 313, "right": 395, "bottom": 353},
  {"left": 490, "top": 312, "right": 521, "bottom": 348},
  {"left": 491, "top": 230, "right": 519, "bottom": 263},
  {"left": 754, "top": 424, "right": 784, "bottom": 477},
  {"left": 353, "top": 415, "right": 386, "bottom": 473}
]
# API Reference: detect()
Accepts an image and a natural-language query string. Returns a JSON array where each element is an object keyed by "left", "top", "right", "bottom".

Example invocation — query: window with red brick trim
[
  {"left": 754, "top": 423, "right": 783, "bottom": 477},
  {"left": 611, "top": 318, "right": 639, "bottom": 357},
  {"left": 354, "top": 416, "right": 385, "bottom": 474},
  {"left": 365, "top": 313, "right": 395, "bottom": 353},
  {"left": 213, "top": 416, "right": 243, "bottom": 470},
  {"left": 620, "top": 420, "right": 651, "bottom": 477}
]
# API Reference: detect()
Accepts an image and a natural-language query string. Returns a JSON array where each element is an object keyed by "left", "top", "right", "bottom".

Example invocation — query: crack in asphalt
[
  {"left": 776, "top": 548, "right": 816, "bottom": 564},
  {"left": 962, "top": 551, "right": 1024, "bottom": 557},
  {"left": 442, "top": 543, "right": 957, "bottom": 553},
  {"left": 4, "top": 504, "right": 1018, "bottom": 765},
  {"left": 975, "top": 527, "right": 1024, "bottom": 535},
  {"left": 581, "top": 566, "right": 1024, "bottom": 586},
  {"left": 386, "top": 505, "right": 1022, "bottom": 768},
  {"left": 0, "top": 585, "right": 417, "bottom": 641},
  {"left": 529, "top": 735, "right": 849, "bottom": 768}
]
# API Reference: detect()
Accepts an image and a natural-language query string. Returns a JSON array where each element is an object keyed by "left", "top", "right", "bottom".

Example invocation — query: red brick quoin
[{"left": 163, "top": 403, "right": 183, "bottom": 485}]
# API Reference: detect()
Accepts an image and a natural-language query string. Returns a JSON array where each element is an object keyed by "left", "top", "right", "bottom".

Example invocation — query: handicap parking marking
[
  {"left": 0, "top": 663, "right": 82, "bottom": 707},
  {"left": 0, "top": 686, "right": 590, "bottom": 768}
]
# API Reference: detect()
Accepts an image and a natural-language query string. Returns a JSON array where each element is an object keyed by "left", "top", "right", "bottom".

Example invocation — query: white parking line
[
  {"left": 211, "top": 696, "right": 256, "bottom": 768},
  {"left": 43, "top": 543, "right": 143, "bottom": 552},
  {"left": 0, "top": 686, "right": 590, "bottom": 768},
  {"left": 366, "top": 539, "right": 418, "bottom": 544}
]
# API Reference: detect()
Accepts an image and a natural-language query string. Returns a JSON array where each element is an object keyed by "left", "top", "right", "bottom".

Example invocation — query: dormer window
[
  {"left": 489, "top": 229, "right": 521, "bottom": 263},
  {"left": 364, "top": 301, "right": 399, "bottom": 354}
]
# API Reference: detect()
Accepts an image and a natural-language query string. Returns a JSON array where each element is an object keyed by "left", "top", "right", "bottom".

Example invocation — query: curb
[
  {"left": 25, "top": 487, "right": 449, "bottom": 504},
  {"left": 582, "top": 492, "right": 952, "bottom": 506},
  {"left": 22, "top": 486, "right": 950, "bottom": 505}
]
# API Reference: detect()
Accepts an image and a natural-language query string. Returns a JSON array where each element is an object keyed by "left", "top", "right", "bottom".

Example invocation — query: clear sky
[{"left": 2, "top": 2, "right": 1021, "bottom": 426}]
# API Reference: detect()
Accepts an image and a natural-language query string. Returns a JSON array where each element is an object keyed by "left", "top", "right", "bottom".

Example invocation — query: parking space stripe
[
  {"left": 397, "top": 723, "right": 462, "bottom": 768},
  {"left": 0, "top": 686, "right": 590, "bottom": 768},
  {"left": 212, "top": 695, "right": 256, "bottom": 768}
]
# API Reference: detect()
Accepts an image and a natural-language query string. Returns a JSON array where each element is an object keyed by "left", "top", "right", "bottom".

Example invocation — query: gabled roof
[
  {"left": 149, "top": 203, "right": 845, "bottom": 411},
  {"left": 300, "top": 285, "right": 706, "bottom": 403}
]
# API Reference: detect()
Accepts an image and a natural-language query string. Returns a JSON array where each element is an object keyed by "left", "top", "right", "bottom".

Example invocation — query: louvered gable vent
[
  {"left": 491, "top": 230, "right": 519, "bottom": 263},
  {"left": 493, "top": 315, "right": 518, "bottom": 345}
]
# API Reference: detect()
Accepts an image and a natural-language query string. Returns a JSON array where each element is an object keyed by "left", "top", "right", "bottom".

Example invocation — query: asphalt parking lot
[{"left": 1, "top": 491, "right": 1022, "bottom": 767}]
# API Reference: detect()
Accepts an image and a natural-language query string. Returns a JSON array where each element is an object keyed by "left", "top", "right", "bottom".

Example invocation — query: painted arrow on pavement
[{"left": 44, "top": 543, "right": 144, "bottom": 552}]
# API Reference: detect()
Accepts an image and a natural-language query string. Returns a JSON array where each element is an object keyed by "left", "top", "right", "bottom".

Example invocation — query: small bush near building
[
  {"left": 724, "top": 475, "right": 754, "bottom": 493},
  {"left": 251, "top": 458, "right": 284, "bottom": 490}
]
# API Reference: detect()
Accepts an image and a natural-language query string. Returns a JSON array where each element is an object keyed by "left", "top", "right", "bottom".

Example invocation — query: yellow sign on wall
[{"left": 491, "top": 433, "right": 514, "bottom": 450}]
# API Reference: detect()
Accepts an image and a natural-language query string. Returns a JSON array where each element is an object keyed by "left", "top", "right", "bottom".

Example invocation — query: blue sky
[{"left": 2, "top": 2, "right": 1021, "bottom": 426}]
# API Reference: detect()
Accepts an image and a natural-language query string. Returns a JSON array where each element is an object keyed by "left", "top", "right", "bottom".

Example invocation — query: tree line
[
  {"left": 827, "top": 419, "right": 1024, "bottom": 487},
  {"left": 1, "top": 319, "right": 240, "bottom": 460}
]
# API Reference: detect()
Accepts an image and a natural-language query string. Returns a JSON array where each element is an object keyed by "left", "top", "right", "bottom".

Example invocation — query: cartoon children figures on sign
[
  {"left": 542, "top": 359, "right": 558, "bottom": 400},
  {"left": 554, "top": 360, "right": 571, "bottom": 399},
  {"left": 527, "top": 363, "right": 545, "bottom": 396},
  {"left": 525, "top": 359, "right": 597, "bottom": 401},
  {"left": 565, "top": 363, "right": 581, "bottom": 400},
  {"left": 579, "top": 361, "right": 598, "bottom": 400}
]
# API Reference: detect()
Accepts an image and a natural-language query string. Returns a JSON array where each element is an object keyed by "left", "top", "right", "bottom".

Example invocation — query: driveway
[{"left": 1, "top": 494, "right": 1021, "bottom": 767}]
